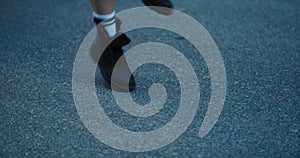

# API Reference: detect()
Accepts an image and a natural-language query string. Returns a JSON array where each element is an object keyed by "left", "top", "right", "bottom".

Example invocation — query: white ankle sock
[{"left": 93, "top": 11, "right": 117, "bottom": 37}]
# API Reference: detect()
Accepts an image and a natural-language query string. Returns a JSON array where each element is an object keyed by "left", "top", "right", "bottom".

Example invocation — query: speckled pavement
[{"left": 1, "top": 0, "right": 299, "bottom": 157}]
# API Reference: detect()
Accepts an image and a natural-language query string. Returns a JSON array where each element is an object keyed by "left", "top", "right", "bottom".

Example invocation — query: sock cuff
[
  {"left": 93, "top": 17, "right": 116, "bottom": 25},
  {"left": 102, "top": 18, "right": 116, "bottom": 26},
  {"left": 93, "top": 11, "right": 115, "bottom": 20}
]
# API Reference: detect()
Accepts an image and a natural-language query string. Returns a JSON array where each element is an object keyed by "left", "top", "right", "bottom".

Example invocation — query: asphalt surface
[{"left": 1, "top": 0, "right": 299, "bottom": 157}]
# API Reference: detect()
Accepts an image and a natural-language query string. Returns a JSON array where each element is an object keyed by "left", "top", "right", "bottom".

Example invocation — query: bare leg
[{"left": 90, "top": 0, "right": 115, "bottom": 15}]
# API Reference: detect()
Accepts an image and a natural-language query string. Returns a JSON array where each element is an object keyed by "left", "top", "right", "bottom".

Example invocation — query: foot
[
  {"left": 142, "top": 0, "right": 173, "bottom": 15},
  {"left": 90, "top": 19, "right": 136, "bottom": 92}
]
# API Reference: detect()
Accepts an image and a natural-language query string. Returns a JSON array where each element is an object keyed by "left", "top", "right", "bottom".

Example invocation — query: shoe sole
[
  {"left": 100, "top": 70, "right": 136, "bottom": 92},
  {"left": 142, "top": 0, "right": 173, "bottom": 15}
]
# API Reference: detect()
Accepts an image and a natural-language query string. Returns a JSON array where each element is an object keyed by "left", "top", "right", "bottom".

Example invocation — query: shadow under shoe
[
  {"left": 90, "top": 19, "right": 136, "bottom": 92},
  {"left": 142, "top": 0, "right": 174, "bottom": 15}
]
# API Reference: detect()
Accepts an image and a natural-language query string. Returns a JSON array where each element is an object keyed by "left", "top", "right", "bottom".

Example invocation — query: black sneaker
[
  {"left": 142, "top": 0, "right": 173, "bottom": 15},
  {"left": 90, "top": 19, "right": 136, "bottom": 92}
]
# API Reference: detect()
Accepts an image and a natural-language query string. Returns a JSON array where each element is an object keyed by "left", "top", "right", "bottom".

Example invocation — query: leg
[
  {"left": 89, "top": 0, "right": 136, "bottom": 92},
  {"left": 90, "top": 0, "right": 117, "bottom": 37},
  {"left": 90, "top": 0, "right": 115, "bottom": 15}
]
